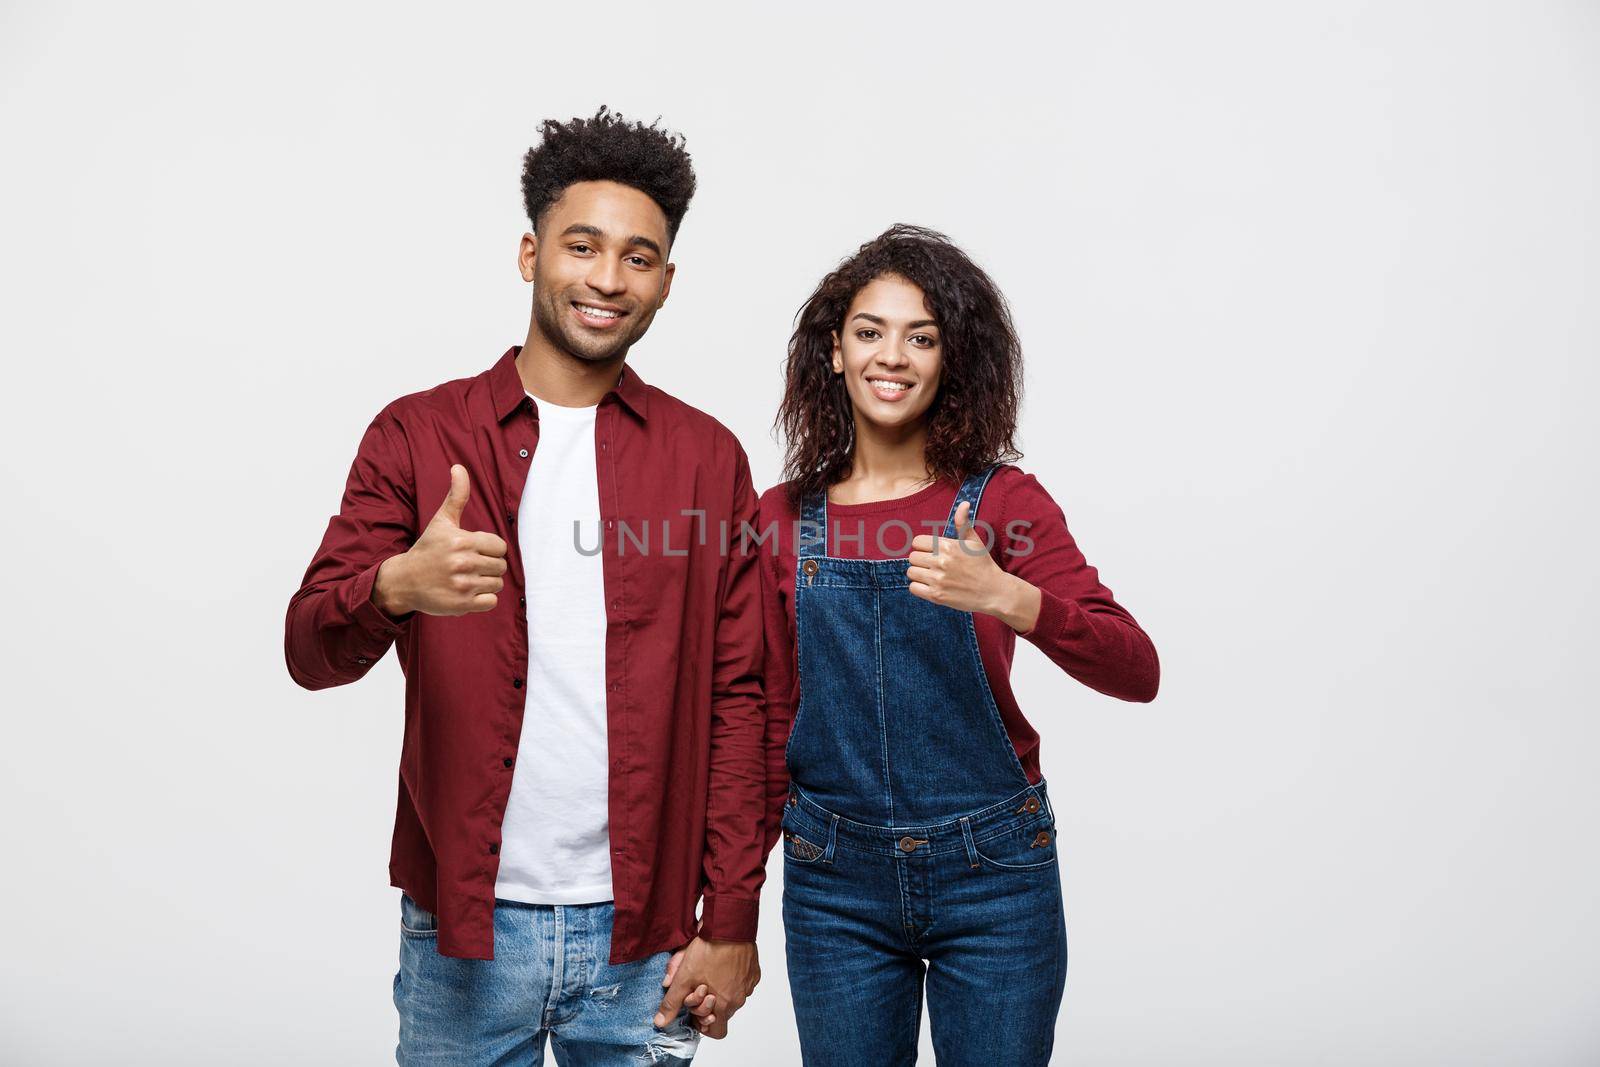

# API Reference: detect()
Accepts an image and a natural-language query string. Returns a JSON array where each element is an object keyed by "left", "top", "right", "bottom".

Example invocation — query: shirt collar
[{"left": 489, "top": 345, "right": 651, "bottom": 423}]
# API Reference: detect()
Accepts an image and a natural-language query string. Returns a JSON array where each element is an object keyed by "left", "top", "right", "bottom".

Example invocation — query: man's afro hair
[{"left": 521, "top": 105, "right": 697, "bottom": 246}]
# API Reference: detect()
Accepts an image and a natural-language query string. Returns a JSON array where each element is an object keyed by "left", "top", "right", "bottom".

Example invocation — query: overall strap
[
  {"left": 942, "top": 464, "right": 1002, "bottom": 538},
  {"left": 798, "top": 487, "right": 828, "bottom": 559}
]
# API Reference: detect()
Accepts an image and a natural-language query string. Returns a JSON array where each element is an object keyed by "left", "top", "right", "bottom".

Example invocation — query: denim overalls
[{"left": 780, "top": 465, "right": 1069, "bottom": 1067}]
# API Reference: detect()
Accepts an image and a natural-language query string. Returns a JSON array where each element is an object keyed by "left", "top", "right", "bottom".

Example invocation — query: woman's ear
[{"left": 830, "top": 330, "right": 842, "bottom": 374}]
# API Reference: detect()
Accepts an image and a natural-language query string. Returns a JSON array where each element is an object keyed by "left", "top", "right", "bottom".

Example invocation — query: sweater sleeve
[{"left": 993, "top": 467, "right": 1160, "bottom": 703}]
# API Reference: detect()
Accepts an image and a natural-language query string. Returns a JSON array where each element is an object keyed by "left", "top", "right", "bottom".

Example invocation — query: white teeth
[
  {"left": 869, "top": 379, "right": 910, "bottom": 392},
  {"left": 576, "top": 304, "right": 621, "bottom": 319}
]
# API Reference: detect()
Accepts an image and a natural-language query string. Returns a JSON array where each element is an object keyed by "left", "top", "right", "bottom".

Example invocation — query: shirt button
[
  {"left": 503, "top": 757, "right": 514, "bottom": 769},
  {"left": 356, "top": 657, "right": 368, "bottom": 665},
  {"left": 518, "top": 448, "right": 529, "bottom": 458},
  {"left": 512, "top": 678, "right": 523, "bottom": 689},
  {"left": 605, "top": 520, "right": 614, "bottom": 530},
  {"left": 600, "top": 442, "right": 608, "bottom": 450},
  {"left": 519, "top": 596, "right": 526, "bottom": 608},
  {"left": 610, "top": 599, "right": 621, "bottom": 611},
  {"left": 488, "top": 843, "right": 499, "bottom": 855},
  {"left": 506, "top": 512, "right": 515, "bottom": 524}
]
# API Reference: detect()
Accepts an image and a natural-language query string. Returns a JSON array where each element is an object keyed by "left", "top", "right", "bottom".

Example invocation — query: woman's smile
[{"left": 866, "top": 375, "right": 915, "bottom": 402}]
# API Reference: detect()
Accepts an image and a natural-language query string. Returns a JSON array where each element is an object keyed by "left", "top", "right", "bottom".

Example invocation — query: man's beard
[{"left": 531, "top": 283, "right": 654, "bottom": 364}]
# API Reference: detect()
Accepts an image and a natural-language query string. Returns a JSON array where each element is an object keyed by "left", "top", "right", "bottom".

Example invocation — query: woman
[{"left": 757, "top": 224, "right": 1159, "bottom": 1066}]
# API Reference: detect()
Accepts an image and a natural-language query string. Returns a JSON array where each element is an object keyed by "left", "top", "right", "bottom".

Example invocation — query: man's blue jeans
[{"left": 393, "top": 893, "right": 700, "bottom": 1065}]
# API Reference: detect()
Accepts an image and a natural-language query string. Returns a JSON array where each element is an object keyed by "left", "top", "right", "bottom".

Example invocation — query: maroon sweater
[{"left": 757, "top": 464, "right": 1159, "bottom": 852}]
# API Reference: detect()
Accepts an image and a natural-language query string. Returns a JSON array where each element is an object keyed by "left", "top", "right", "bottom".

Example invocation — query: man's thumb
[{"left": 434, "top": 464, "right": 470, "bottom": 526}]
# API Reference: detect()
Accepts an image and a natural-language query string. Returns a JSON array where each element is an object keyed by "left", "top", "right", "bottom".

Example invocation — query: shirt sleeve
[
  {"left": 758, "top": 491, "right": 798, "bottom": 860},
  {"left": 697, "top": 442, "right": 768, "bottom": 942},
  {"left": 995, "top": 467, "right": 1160, "bottom": 703},
  {"left": 284, "top": 409, "right": 419, "bottom": 691}
]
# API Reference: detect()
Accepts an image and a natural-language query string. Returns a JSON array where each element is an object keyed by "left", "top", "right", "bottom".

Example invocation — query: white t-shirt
[{"left": 494, "top": 394, "right": 613, "bottom": 904}]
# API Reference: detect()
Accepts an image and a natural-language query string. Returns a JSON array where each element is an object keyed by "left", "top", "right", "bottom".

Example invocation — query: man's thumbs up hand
[{"left": 372, "top": 464, "right": 510, "bottom": 618}]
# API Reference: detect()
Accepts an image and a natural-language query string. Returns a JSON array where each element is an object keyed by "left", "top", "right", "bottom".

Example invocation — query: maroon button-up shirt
[{"left": 284, "top": 345, "right": 767, "bottom": 962}]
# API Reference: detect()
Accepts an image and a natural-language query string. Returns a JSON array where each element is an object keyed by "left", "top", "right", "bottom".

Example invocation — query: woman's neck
[{"left": 830, "top": 418, "right": 935, "bottom": 505}]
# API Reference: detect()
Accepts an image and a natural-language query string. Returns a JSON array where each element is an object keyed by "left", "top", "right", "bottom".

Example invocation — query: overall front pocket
[
  {"left": 780, "top": 808, "right": 829, "bottom": 865},
  {"left": 972, "top": 820, "right": 1059, "bottom": 872}
]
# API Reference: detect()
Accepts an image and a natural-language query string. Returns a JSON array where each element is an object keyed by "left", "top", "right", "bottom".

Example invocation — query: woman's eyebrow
[{"left": 848, "top": 311, "right": 938, "bottom": 330}]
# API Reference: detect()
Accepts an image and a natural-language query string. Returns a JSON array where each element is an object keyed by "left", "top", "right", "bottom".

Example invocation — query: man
[{"left": 284, "top": 107, "right": 763, "bottom": 1064}]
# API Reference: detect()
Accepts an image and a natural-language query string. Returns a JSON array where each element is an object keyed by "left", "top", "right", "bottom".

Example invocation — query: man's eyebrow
[
  {"left": 558, "top": 224, "right": 662, "bottom": 259},
  {"left": 626, "top": 235, "right": 663, "bottom": 257}
]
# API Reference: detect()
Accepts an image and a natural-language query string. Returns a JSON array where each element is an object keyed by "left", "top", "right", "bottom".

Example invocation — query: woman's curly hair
[
  {"left": 521, "top": 105, "right": 696, "bottom": 245},
  {"left": 776, "top": 224, "right": 1024, "bottom": 504}
]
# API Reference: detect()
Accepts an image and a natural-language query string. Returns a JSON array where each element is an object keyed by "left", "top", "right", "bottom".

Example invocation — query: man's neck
[{"left": 517, "top": 326, "right": 625, "bottom": 408}]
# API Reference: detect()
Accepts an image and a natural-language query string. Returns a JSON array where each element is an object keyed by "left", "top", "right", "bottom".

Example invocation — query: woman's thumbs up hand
[{"left": 906, "top": 499, "right": 1041, "bottom": 633}]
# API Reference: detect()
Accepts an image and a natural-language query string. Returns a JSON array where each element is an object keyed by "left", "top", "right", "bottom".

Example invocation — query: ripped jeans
[{"left": 394, "top": 893, "right": 700, "bottom": 1065}]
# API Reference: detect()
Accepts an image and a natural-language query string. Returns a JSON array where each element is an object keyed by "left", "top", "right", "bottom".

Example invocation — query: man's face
[{"left": 520, "top": 179, "right": 675, "bottom": 363}]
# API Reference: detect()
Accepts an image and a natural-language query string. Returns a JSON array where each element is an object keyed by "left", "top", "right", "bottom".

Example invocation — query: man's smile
[{"left": 572, "top": 301, "right": 629, "bottom": 329}]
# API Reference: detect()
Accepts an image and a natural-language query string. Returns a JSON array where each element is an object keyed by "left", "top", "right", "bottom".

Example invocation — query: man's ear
[
  {"left": 830, "top": 330, "right": 842, "bottom": 373},
  {"left": 657, "top": 261, "right": 676, "bottom": 308},
  {"left": 517, "top": 232, "right": 538, "bottom": 283}
]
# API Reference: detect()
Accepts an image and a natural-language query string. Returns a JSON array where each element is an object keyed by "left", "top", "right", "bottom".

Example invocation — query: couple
[{"left": 284, "top": 107, "right": 1159, "bottom": 1066}]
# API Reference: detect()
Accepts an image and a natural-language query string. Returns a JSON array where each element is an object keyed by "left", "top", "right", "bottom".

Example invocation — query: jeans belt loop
[{"left": 959, "top": 816, "right": 979, "bottom": 869}]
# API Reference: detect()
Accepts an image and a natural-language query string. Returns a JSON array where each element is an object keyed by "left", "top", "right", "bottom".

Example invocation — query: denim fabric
[
  {"left": 782, "top": 465, "right": 1068, "bottom": 1066},
  {"left": 393, "top": 893, "right": 700, "bottom": 1065}
]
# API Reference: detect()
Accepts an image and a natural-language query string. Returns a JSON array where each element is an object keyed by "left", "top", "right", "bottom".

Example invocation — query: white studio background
[{"left": 1, "top": 2, "right": 1595, "bottom": 1063}]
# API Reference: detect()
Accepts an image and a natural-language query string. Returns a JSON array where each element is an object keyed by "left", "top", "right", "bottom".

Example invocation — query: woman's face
[{"left": 832, "top": 273, "right": 943, "bottom": 431}]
